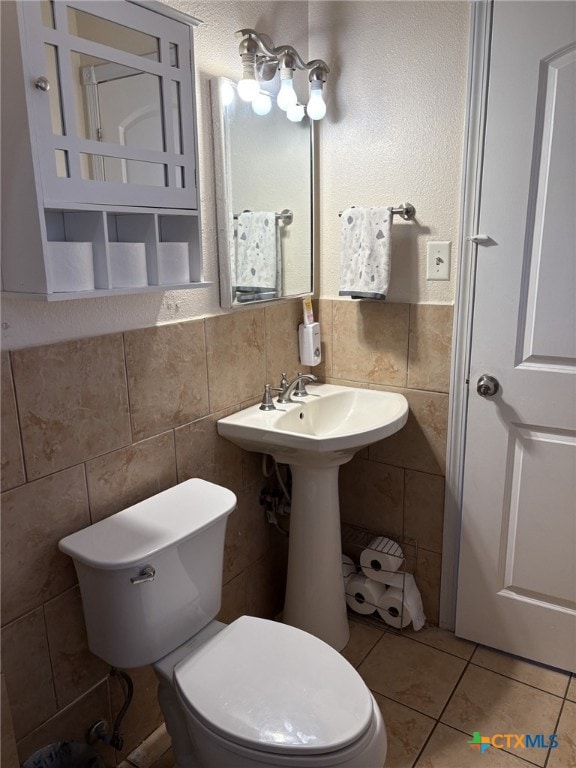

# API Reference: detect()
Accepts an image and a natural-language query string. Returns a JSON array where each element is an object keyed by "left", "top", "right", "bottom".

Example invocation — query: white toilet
[{"left": 59, "top": 479, "right": 387, "bottom": 768}]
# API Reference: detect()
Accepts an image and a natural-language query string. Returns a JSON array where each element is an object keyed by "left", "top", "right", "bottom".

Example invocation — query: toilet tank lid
[{"left": 58, "top": 479, "right": 236, "bottom": 569}]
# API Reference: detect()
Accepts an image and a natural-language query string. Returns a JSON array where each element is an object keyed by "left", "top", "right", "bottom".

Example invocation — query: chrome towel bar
[
  {"left": 233, "top": 209, "right": 293, "bottom": 225},
  {"left": 338, "top": 202, "right": 416, "bottom": 221}
]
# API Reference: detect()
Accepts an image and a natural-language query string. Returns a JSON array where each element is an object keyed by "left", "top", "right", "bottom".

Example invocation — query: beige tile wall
[
  {"left": 0, "top": 302, "right": 301, "bottom": 766},
  {"left": 318, "top": 299, "right": 453, "bottom": 624},
  {"left": 0, "top": 298, "right": 452, "bottom": 764}
]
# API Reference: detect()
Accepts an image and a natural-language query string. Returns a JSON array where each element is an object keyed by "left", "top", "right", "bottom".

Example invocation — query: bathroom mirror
[{"left": 211, "top": 77, "right": 313, "bottom": 308}]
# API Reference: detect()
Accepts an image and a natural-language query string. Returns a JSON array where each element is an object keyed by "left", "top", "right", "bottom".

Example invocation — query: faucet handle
[
  {"left": 259, "top": 383, "right": 282, "bottom": 411},
  {"left": 279, "top": 372, "right": 290, "bottom": 391}
]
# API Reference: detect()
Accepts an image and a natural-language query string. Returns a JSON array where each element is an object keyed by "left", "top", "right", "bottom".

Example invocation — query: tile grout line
[
  {"left": 6, "top": 349, "right": 32, "bottom": 486},
  {"left": 358, "top": 617, "right": 480, "bottom": 663},
  {"left": 410, "top": 721, "right": 441, "bottom": 768},
  {"left": 406, "top": 303, "right": 413, "bottom": 390},
  {"left": 375, "top": 691, "right": 438, "bottom": 722},
  {"left": 41, "top": 602, "right": 60, "bottom": 712},
  {"left": 428, "top": 657, "right": 561, "bottom": 768},
  {"left": 410, "top": 654, "right": 473, "bottom": 766},
  {"left": 120, "top": 332, "right": 136, "bottom": 445},
  {"left": 413, "top": 721, "right": 547, "bottom": 768},
  {"left": 352, "top": 625, "right": 389, "bottom": 670},
  {"left": 201, "top": 318, "right": 212, "bottom": 415},
  {"left": 466, "top": 660, "right": 570, "bottom": 699},
  {"left": 542, "top": 696, "right": 567, "bottom": 768}
]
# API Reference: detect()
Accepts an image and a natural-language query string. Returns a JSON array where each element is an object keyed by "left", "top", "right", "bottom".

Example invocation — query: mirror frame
[{"left": 210, "top": 76, "right": 315, "bottom": 309}]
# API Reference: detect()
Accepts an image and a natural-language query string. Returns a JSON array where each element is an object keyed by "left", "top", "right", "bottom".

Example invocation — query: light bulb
[
  {"left": 237, "top": 77, "right": 260, "bottom": 102},
  {"left": 237, "top": 53, "right": 260, "bottom": 102},
  {"left": 277, "top": 71, "right": 298, "bottom": 111},
  {"left": 286, "top": 103, "right": 305, "bottom": 122},
  {"left": 307, "top": 81, "right": 326, "bottom": 120},
  {"left": 252, "top": 92, "right": 272, "bottom": 116}
]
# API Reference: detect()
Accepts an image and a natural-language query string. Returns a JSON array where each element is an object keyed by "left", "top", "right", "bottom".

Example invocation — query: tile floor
[{"left": 121, "top": 619, "right": 576, "bottom": 768}]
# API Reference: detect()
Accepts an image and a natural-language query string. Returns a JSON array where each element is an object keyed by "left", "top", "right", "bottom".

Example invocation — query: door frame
[{"left": 439, "top": 0, "right": 494, "bottom": 630}]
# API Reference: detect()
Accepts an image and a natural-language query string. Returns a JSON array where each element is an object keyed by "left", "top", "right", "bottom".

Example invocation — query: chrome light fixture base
[{"left": 235, "top": 29, "right": 330, "bottom": 120}]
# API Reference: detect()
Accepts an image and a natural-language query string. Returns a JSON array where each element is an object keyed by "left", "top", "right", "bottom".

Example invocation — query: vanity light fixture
[{"left": 235, "top": 29, "right": 329, "bottom": 120}]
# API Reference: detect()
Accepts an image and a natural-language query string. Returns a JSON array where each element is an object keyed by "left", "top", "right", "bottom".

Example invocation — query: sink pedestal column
[{"left": 282, "top": 462, "right": 350, "bottom": 651}]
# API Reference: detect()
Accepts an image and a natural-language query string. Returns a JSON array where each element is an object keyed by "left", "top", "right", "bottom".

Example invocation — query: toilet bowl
[
  {"left": 59, "top": 479, "right": 387, "bottom": 768},
  {"left": 155, "top": 617, "right": 387, "bottom": 768}
]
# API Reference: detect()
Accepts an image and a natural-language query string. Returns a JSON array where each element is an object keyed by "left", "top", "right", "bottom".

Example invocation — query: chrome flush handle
[{"left": 130, "top": 566, "right": 156, "bottom": 584}]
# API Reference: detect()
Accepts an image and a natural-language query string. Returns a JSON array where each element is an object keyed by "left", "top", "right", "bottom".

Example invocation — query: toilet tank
[{"left": 59, "top": 479, "right": 237, "bottom": 668}]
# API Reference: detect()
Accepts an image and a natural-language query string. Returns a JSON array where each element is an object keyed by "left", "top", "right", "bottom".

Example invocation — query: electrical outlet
[{"left": 426, "top": 241, "right": 451, "bottom": 280}]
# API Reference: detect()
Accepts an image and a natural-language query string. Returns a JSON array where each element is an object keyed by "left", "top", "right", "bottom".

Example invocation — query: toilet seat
[{"left": 173, "top": 616, "right": 374, "bottom": 757}]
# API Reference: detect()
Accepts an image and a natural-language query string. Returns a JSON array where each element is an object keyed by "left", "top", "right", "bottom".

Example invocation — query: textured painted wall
[
  {"left": 309, "top": 1, "right": 470, "bottom": 303},
  {"left": 1, "top": 0, "right": 469, "bottom": 348}
]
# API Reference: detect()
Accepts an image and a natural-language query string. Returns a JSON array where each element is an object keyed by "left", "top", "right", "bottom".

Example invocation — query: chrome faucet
[{"left": 277, "top": 372, "right": 318, "bottom": 404}]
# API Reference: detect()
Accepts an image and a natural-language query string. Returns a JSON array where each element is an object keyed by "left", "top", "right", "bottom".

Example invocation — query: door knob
[
  {"left": 34, "top": 76, "right": 50, "bottom": 92},
  {"left": 477, "top": 374, "right": 499, "bottom": 397}
]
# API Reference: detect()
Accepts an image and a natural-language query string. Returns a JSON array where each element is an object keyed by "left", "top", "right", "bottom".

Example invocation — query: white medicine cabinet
[{"left": 1, "top": 0, "right": 207, "bottom": 299}]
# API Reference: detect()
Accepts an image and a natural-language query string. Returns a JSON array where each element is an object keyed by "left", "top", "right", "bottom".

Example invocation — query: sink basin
[
  {"left": 217, "top": 382, "right": 409, "bottom": 651},
  {"left": 217, "top": 383, "right": 408, "bottom": 463}
]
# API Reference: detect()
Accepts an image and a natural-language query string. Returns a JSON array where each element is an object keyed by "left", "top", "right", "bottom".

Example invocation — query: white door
[{"left": 456, "top": 1, "right": 576, "bottom": 672}]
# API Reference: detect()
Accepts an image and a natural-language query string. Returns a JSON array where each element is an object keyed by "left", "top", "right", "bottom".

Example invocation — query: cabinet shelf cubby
[{"left": 2, "top": 209, "right": 208, "bottom": 300}]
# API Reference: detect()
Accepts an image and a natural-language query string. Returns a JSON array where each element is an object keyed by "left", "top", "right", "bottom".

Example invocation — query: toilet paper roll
[
  {"left": 46, "top": 242, "right": 94, "bottom": 292},
  {"left": 345, "top": 574, "right": 387, "bottom": 616},
  {"left": 376, "top": 587, "right": 412, "bottom": 628},
  {"left": 109, "top": 242, "right": 148, "bottom": 288},
  {"left": 360, "top": 536, "right": 404, "bottom": 582},
  {"left": 376, "top": 574, "right": 426, "bottom": 631},
  {"left": 342, "top": 554, "right": 357, "bottom": 584}
]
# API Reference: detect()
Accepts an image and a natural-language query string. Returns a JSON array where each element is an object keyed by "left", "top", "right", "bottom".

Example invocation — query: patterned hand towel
[
  {"left": 236, "top": 211, "right": 278, "bottom": 293},
  {"left": 339, "top": 207, "right": 392, "bottom": 300}
]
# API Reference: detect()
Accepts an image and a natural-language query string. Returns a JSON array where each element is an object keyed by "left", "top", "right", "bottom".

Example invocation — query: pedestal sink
[{"left": 217, "top": 383, "right": 408, "bottom": 651}]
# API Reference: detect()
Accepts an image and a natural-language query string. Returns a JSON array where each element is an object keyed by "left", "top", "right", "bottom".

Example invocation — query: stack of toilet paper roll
[{"left": 343, "top": 537, "right": 426, "bottom": 631}]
